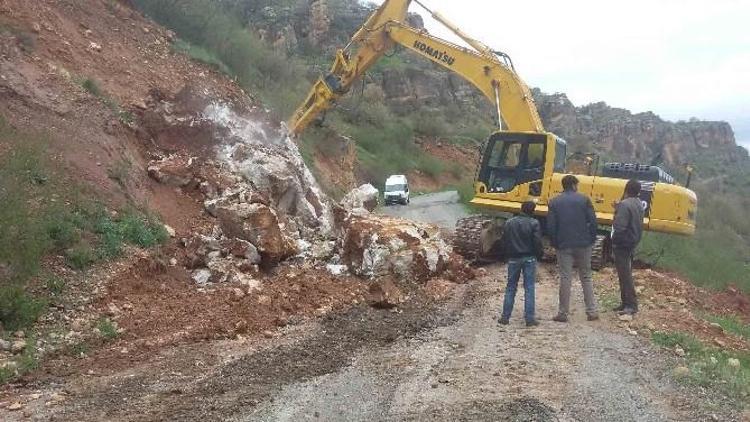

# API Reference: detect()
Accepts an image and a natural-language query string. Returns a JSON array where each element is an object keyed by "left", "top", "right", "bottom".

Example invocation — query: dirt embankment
[{"left": 0, "top": 0, "right": 475, "bottom": 404}]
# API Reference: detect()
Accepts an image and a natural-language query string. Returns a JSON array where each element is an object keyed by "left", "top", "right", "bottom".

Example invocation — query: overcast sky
[{"left": 370, "top": 0, "right": 750, "bottom": 150}]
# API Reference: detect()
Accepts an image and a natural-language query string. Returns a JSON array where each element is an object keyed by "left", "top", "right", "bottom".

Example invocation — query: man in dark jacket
[
  {"left": 499, "top": 201, "right": 543, "bottom": 327},
  {"left": 547, "top": 175, "right": 599, "bottom": 322},
  {"left": 612, "top": 179, "right": 645, "bottom": 315}
]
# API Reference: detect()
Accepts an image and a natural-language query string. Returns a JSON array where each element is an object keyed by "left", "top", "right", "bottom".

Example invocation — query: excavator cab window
[
  {"left": 554, "top": 138, "right": 567, "bottom": 172},
  {"left": 480, "top": 133, "right": 547, "bottom": 193}
]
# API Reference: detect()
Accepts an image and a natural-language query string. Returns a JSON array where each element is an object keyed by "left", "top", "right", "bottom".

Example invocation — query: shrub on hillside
[{"left": 0, "top": 116, "right": 169, "bottom": 330}]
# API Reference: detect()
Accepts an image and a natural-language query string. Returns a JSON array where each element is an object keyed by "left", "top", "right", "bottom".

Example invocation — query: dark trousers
[{"left": 614, "top": 247, "right": 638, "bottom": 310}]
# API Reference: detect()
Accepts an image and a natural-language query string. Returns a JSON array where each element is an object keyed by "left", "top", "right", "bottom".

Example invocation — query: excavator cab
[{"left": 476, "top": 131, "right": 565, "bottom": 199}]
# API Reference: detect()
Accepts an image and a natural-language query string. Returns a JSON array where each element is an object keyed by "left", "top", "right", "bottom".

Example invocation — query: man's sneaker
[
  {"left": 618, "top": 307, "right": 638, "bottom": 315},
  {"left": 498, "top": 317, "right": 510, "bottom": 325},
  {"left": 526, "top": 319, "right": 540, "bottom": 327},
  {"left": 552, "top": 314, "right": 568, "bottom": 323},
  {"left": 587, "top": 314, "right": 600, "bottom": 321}
]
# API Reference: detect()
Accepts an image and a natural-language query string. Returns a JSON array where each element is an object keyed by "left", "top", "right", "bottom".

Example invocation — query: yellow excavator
[{"left": 288, "top": 0, "right": 697, "bottom": 268}]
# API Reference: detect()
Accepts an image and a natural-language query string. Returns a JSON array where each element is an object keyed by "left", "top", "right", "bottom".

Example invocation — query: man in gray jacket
[
  {"left": 547, "top": 175, "right": 599, "bottom": 322},
  {"left": 612, "top": 180, "right": 645, "bottom": 315}
]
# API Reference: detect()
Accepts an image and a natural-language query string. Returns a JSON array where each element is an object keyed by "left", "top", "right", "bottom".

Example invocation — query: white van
[{"left": 384, "top": 175, "right": 410, "bottom": 205}]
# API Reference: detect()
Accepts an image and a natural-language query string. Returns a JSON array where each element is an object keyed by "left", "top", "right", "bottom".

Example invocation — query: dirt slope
[{"left": 1, "top": 0, "right": 245, "bottom": 211}]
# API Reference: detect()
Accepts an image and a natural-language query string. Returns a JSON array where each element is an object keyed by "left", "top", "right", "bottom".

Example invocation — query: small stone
[
  {"left": 674, "top": 346, "right": 686, "bottom": 357},
  {"left": 0, "top": 339, "right": 10, "bottom": 351},
  {"left": 714, "top": 338, "right": 727, "bottom": 348},
  {"left": 7, "top": 402, "right": 24, "bottom": 411},
  {"left": 11, "top": 339, "right": 27, "bottom": 354},
  {"left": 164, "top": 225, "right": 176, "bottom": 237},
  {"left": 232, "top": 288, "right": 246, "bottom": 299},
  {"left": 88, "top": 42, "right": 102, "bottom": 52},
  {"left": 709, "top": 322, "right": 722, "bottom": 330},
  {"left": 672, "top": 366, "right": 690, "bottom": 378},
  {"left": 618, "top": 314, "right": 633, "bottom": 322},
  {"left": 727, "top": 358, "right": 741, "bottom": 368},
  {"left": 14, "top": 330, "right": 25, "bottom": 338},
  {"left": 48, "top": 393, "right": 66, "bottom": 404},
  {"left": 169, "top": 258, "right": 178, "bottom": 267},
  {"left": 262, "top": 330, "right": 275, "bottom": 339},
  {"left": 192, "top": 269, "right": 212, "bottom": 285}
]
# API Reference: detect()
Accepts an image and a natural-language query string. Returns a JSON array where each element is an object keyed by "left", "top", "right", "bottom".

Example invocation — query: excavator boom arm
[
  {"left": 385, "top": 23, "right": 543, "bottom": 132},
  {"left": 287, "top": 0, "right": 544, "bottom": 136}
]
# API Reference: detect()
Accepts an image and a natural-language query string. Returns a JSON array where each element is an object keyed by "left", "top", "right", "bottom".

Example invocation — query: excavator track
[
  {"left": 591, "top": 234, "right": 609, "bottom": 271},
  {"left": 453, "top": 215, "right": 504, "bottom": 263}
]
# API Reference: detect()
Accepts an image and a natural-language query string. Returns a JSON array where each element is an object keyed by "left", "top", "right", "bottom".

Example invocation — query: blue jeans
[{"left": 501, "top": 257, "right": 536, "bottom": 322}]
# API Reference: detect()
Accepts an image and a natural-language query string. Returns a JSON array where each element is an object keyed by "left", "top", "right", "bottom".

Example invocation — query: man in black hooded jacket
[{"left": 499, "top": 201, "right": 543, "bottom": 327}]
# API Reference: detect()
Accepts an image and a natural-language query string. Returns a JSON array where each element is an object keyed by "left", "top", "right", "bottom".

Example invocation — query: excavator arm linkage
[{"left": 287, "top": 0, "right": 544, "bottom": 137}]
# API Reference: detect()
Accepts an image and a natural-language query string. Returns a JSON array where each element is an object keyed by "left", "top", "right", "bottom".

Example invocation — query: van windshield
[{"left": 385, "top": 184, "right": 406, "bottom": 192}]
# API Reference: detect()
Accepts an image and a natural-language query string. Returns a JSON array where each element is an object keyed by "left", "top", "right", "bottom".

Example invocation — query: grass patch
[
  {"left": 705, "top": 315, "right": 750, "bottom": 342},
  {"left": 81, "top": 78, "right": 103, "bottom": 97},
  {"left": 0, "top": 116, "right": 167, "bottom": 330},
  {"left": 0, "top": 287, "right": 47, "bottom": 332},
  {"left": 65, "top": 244, "right": 96, "bottom": 271},
  {"left": 79, "top": 77, "right": 134, "bottom": 125},
  {"left": 44, "top": 274, "right": 66, "bottom": 296},
  {"left": 96, "top": 318, "right": 119, "bottom": 340},
  {"left": 54, "top": 207, "right": 168, "bottom": 270},
  {"left": 652, "top": 331, "right": 750, "bottom": 403},
  {"left": 172, "top": 39, "right": 231, "bottom": 75},
  {"left": 0, "top": 336, "right": 38, "bottom": 384},
  {"left": 107, "top": 158, "right": 132, "bottom": 189},
  {"left": 597, "top": 291, "right": 620, "bottom": 311},
  {"left": 69, "top": 341, "right": 90, "bottom": 358},
  {"left": 638, "top": 227, "right": 749, "bottom": 293}
]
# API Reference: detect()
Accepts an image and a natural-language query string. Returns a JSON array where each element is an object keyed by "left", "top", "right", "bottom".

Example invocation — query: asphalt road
[{"left": 379, "top": 191, "right": 467, "bottom": 230}]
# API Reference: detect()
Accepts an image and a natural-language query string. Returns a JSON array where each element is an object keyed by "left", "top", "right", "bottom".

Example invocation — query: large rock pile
[
  {"left": 336, "top": 211, "right": 473, "bottom": 283},
  {"left": 143, "top": 89, "right": 472, "bottom": 286}
]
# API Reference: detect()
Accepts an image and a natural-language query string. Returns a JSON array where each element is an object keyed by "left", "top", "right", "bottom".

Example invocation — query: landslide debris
[{"left": 140, "top": 86, "right": 473, "bottom": 286}]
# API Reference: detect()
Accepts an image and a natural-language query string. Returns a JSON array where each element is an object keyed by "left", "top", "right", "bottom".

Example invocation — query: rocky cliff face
[
  {"left": 245, "top": 0, "right": 746, "bottom": 169},
  {"left": 532, "top": 90, "right": 746, "bottom": 166}
]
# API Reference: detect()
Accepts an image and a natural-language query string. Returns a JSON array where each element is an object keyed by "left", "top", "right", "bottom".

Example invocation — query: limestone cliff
[
  {"left": 244, "top": 0, "right": 746, "bottom": 169},
  {"left": 532, "top": 90, "right": 746, "bottom": 166}
]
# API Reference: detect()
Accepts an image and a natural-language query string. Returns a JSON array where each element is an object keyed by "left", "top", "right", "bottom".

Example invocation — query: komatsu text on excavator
[{"left": 288, "top": 0, "right": 697, "bottom": 268}]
